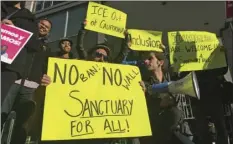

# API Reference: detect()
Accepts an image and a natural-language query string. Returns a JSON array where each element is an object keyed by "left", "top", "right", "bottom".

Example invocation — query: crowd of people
[{"left": 1, "top": 1, "right": 233, "bottom": 144}]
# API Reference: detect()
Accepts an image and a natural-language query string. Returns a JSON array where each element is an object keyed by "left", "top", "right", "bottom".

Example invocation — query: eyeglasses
[{"left": 95, "top": 52, "right": 108, "bottom": 61}]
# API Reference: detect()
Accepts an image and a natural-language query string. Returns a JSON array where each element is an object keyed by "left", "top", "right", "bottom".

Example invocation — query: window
[
  {"left": 37, "top": 3, "right": 88, "bottom": 42},
  {"left": 35, "top": 1, "right": 43, "bottom": 11},
  {"left": 52, "top": 1, "right": 64, "bottom": 5},
  {"left": 35, "top": 1, "right": 66, "bottom": 12},
  {"left": 46, "top": 11, "right": 67, "bottom": 41},
  {"left": 66, "top": 5, "right": 87, "bottom": 37},
  {"left": 44, "top": 1, "right": 53, "bottom": 9}
]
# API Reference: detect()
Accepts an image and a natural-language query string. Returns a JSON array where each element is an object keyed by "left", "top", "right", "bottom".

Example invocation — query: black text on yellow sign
[
  {"left": 41, "top": 58, "right": 151, "bottom": 141},
  {"left": 85, "top": 2, "right": 127, "bottom": 38},
  {"left": 168, "top": 31, "right": 227, "bottom": 72},
  {"left": 128, "top": 29, "right": 163, "bottom": 52}
]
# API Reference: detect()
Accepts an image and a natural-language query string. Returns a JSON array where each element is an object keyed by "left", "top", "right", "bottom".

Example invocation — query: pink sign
[
  {"left": 1, "top": 24, "right": 33, "bottom": 64},
  {"left": 226, "top": 1, "right": 233, "bottom": 21}
]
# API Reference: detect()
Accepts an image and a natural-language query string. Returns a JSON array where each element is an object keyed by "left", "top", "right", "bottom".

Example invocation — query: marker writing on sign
[
  {"left": 89, "top": 4, "right": 125, "bottom": 34},
  {"left": 102, "top": 67, "right": 139, "bottom": 90},
  {"left": 65, "top": 90, "right": 133, "bottom": 136},
  {"left": 171, "top": 33, "right": 216, "bottom": 44},
  {"left": 131, "top": 35, "right": 161, "bottom": 49},
  {"left": 70, "top": 119, "right": 94, "bottom": 137},
  {"left": 91, "top": 5, "right": 123, "bottom": 21},
  {"left": 64, "top": 90, "right": 134, "bottom": 118},
  {"left": 104, "top": 119, "right": 130, "bottom": 134},
  {"left": 53, "top": 63, "right": 100, "bottom": 85}
]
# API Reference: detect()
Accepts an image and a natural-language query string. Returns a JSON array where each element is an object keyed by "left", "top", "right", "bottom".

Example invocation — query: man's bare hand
[
  {"left": 139, "top": 81, "right": 146, "bottom": 93},
  {"left": 124, "top": 29, "right": 128, "bottom": 36},
  {"left": 124, "top": 29, "right": 132, "bottom": 47},
  {"left": 83, "top": 19, "right": 87, "bottom": 26},
  {"left": 1, "top": 19, "right": 14, "bottom": 25},
  {"left": 41, "top": 74, "right": 51, "bottom": 86}
]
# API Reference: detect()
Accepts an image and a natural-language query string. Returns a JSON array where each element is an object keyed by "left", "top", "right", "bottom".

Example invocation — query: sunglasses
[{"left": 95, "top": 52, "right": 108, "bottom": 61}]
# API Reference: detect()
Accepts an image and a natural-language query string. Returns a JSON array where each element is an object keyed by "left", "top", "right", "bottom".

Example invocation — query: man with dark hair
[
  {"left": 88, "top": 43, "right": 111, "bottom": 62},
  {"left": 1, "top": 16, "right": 53, "bottom": 144},
  {"left": 139, "top": 50, "right": 183, "bottom": 144},
  {"left": 38, "top": 18, "right": 52, "bottom": 38}
]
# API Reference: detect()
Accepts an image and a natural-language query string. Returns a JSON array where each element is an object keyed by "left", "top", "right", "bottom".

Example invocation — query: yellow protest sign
[
  {"left": 128, "top": 29, "right": 163, "bottom": 52},
  {"left": 41, "top": 58, "right": 152, "bottom": 141},
  {"left": 85, "top": 2, "right": 127, "bottom": 38},
  {"left": 168, "top": 31, "right": 227, "bottom": 72}
]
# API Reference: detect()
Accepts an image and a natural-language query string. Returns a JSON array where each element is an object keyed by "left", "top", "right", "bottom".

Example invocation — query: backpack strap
[
  {"left": 5, "top": 9, "right": 20, "bottom": 19},
  {"left": 1, "top": 2, "right": 20, "bottom": 20}
]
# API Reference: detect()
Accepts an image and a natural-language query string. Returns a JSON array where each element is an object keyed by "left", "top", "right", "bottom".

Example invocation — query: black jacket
[
  {"left": 25, "top": 37, "right": 51, "bottom": 84},
  {"left": 140, "top": 76, "right": 182, "bottom": 144},
  {"left": 1, "top": 3, "right": 41, "bottom": 78}
]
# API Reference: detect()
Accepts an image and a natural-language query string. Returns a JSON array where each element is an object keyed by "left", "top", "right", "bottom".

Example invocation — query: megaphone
[{"left": 150, "top": 72, "right": 200, "bottom": 99}]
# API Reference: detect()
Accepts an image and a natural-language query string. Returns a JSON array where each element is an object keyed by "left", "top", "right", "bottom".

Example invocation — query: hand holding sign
[
  {"left": 41, "top": 74, "right": 51, "bottom": 86},
  {"left": 139, "top": 81, "right": 146, "bottom": 93},
  {"left": 124, "top": 29, "right": 132, "bottom": 48},
  {"left": 41, "top": 58, "right": 152, "bottom": 141},
  {"left": 1, "top": 19, "right": 14, "bottom": 26},
  {"left": 85, "top": 2, "right": 127, "bottom": 38}
]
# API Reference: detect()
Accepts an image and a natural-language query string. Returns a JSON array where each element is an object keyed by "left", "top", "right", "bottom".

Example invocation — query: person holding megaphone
[{"left": 138, "top": 47, "right": 187, "bottom": 144}]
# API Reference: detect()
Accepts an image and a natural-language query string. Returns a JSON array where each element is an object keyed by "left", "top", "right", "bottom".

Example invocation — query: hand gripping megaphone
[{"left": 150, "top": 72, "right": 200, "bottom": 99}]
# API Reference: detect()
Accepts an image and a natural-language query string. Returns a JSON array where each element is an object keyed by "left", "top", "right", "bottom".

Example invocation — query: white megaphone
[{"left": 150, "top": 72, "right": 200, "bottom": 99}]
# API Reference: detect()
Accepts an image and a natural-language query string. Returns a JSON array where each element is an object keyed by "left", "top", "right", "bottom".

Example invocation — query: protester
[
  {"left": 1, "top": 1, "right": 41, "bottom": 104},
  {"left": 76, "top": 20, "right": 131, "bottom": 63},
  {"left": 2, "top": 2, "right": 232, "bottom": 144},
  {"left": 70, "top": 20, "right": 133, "bottom": 144},
  {"left": 51, "top": 38, "right": 75, "bottom": 59},
  {"left": 33, "top": 36, "right": 78, "bottom": 144},
  {"left": 139, "top": 50, "right": 184, "bottom": 144},
  {"left": 38, "top": 18, "right": 52, "bottom": 39},
  {"left": 1, "top": 17, "right": 53, "bottom": 144}
]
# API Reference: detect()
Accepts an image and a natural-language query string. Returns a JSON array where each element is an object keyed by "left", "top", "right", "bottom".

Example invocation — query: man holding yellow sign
[{"left": 41, "top": 58, "right": 152, "bottom": 142}]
